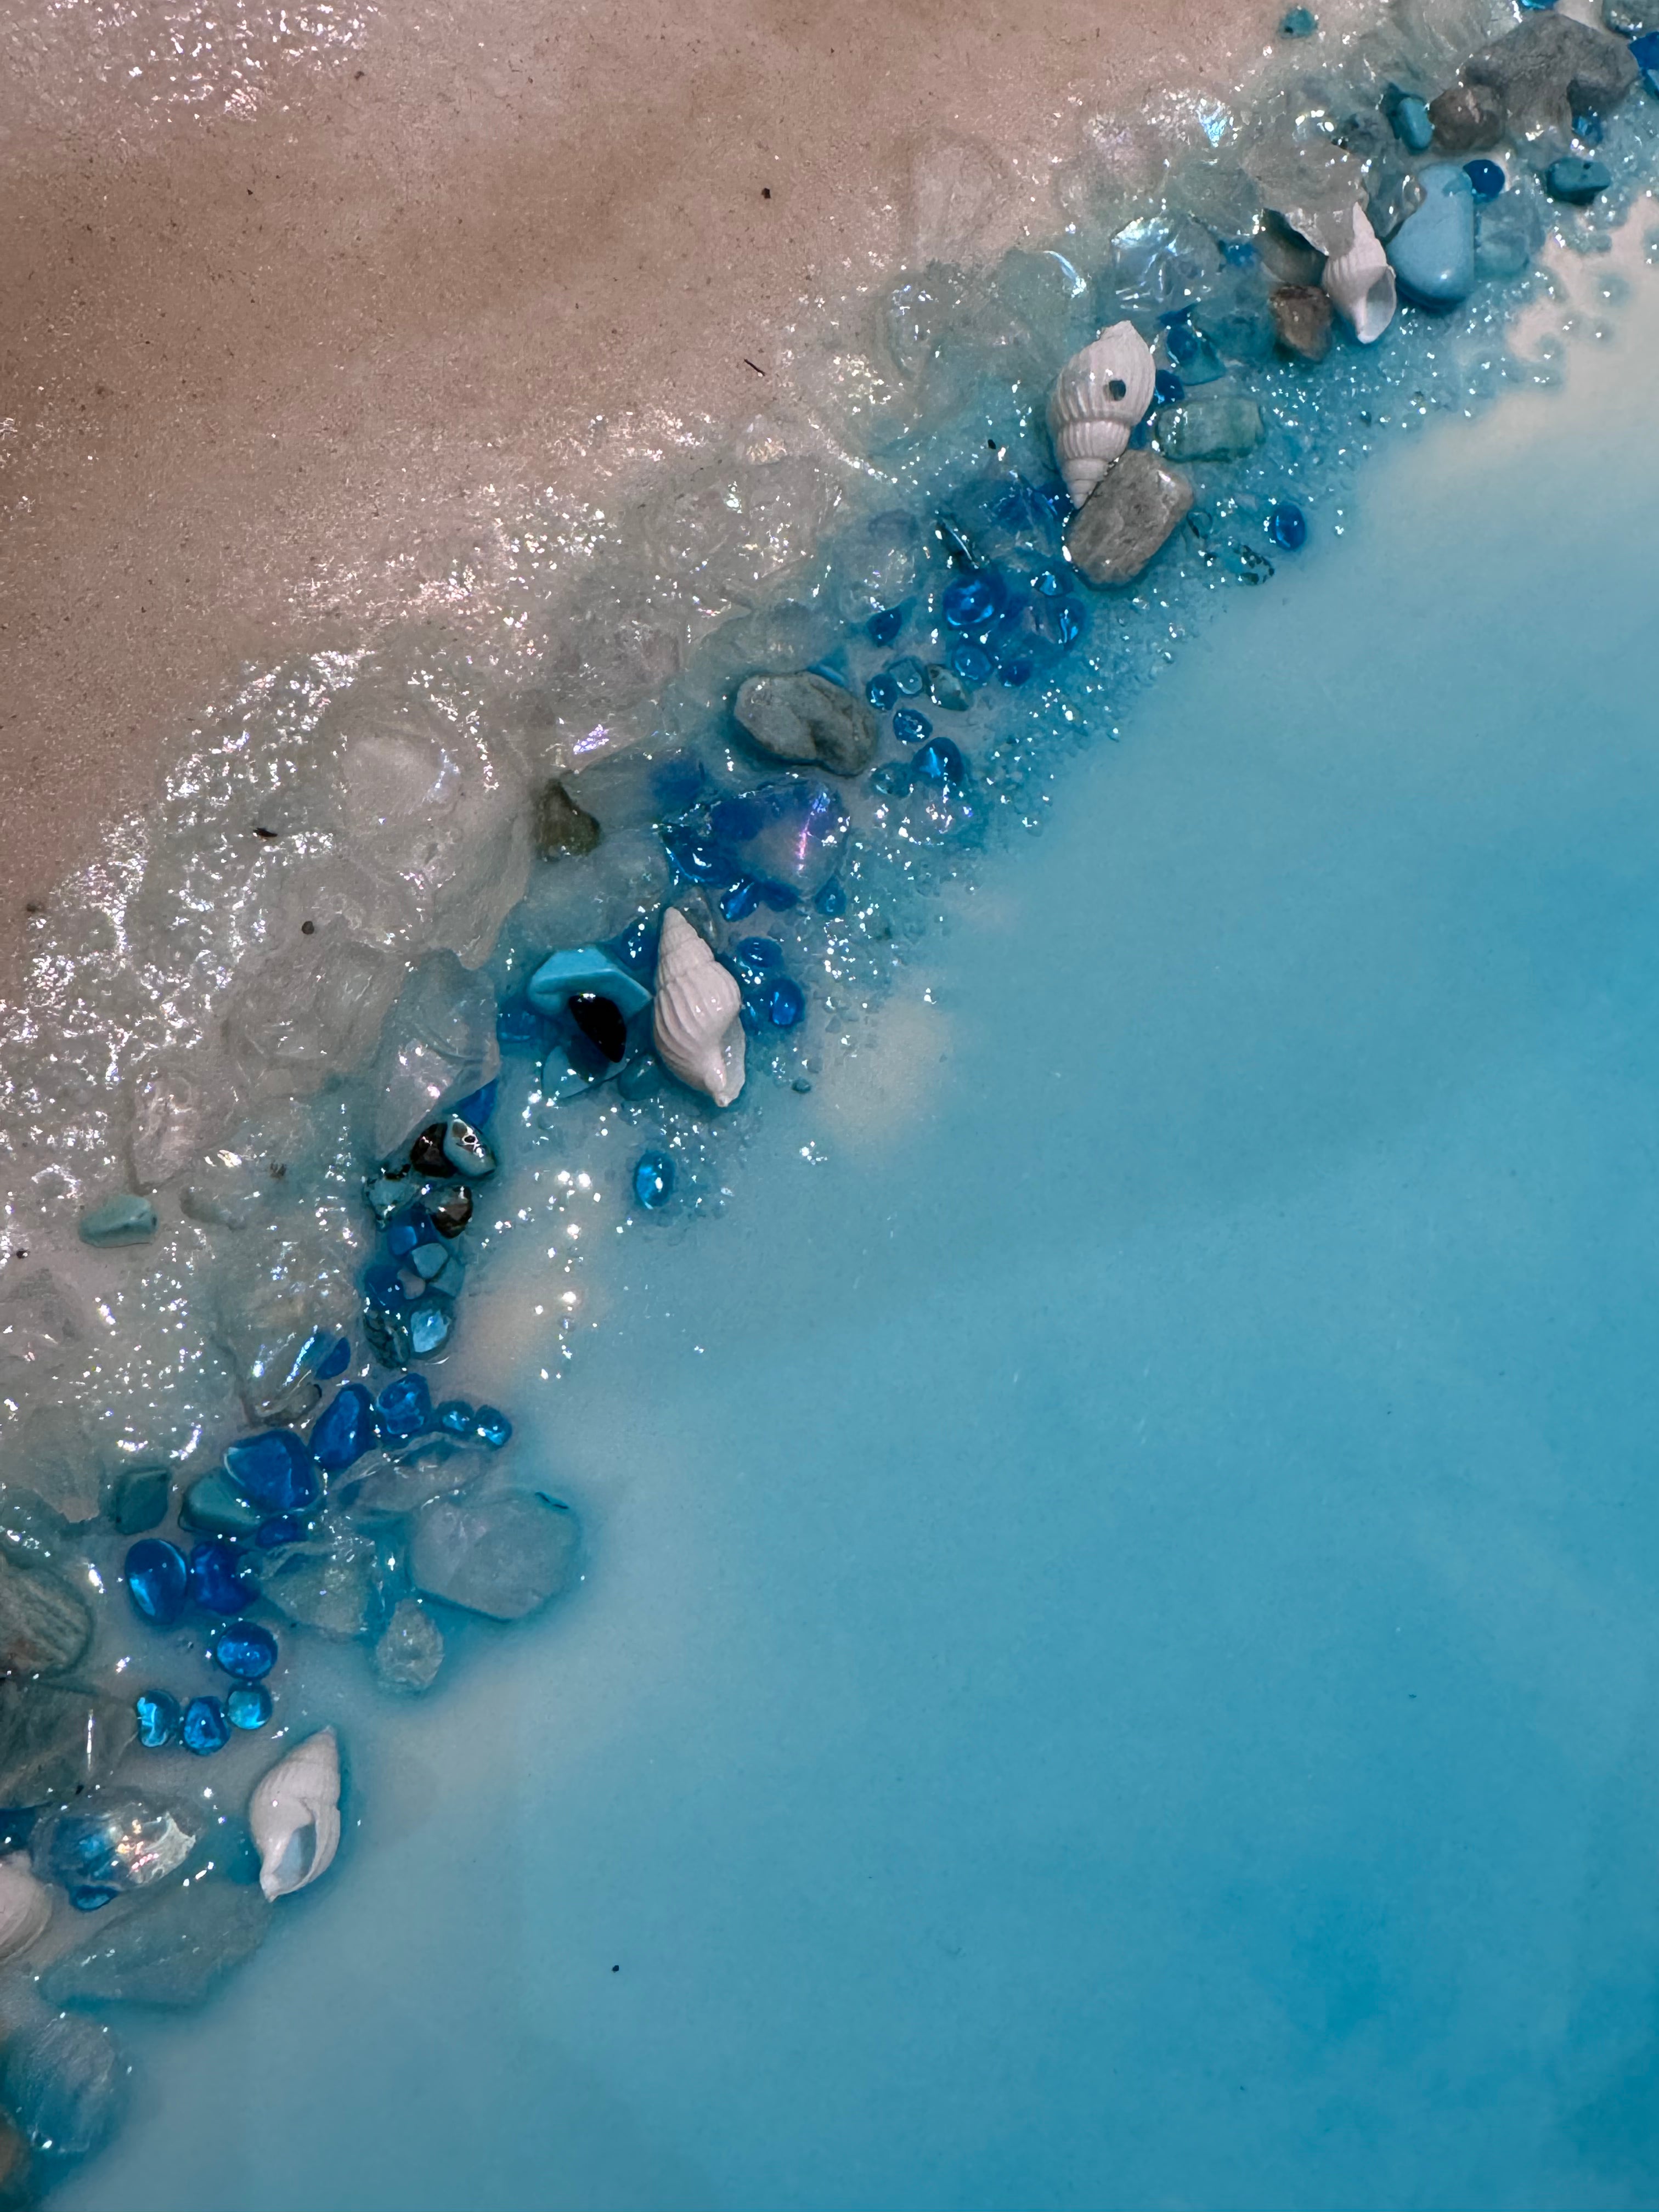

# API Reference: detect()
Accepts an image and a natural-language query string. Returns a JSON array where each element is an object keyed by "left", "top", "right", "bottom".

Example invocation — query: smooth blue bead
[
  {"left": 720, "top": 878, "right": 763, "bottom": 922},
  {"left": 733, "top": 935, "right": 783, "bottom": 974},
  {"left": 871, "top": 763, "right": 914, "bottom": 798},
  {"left": 867, "top": 606, "right": 904, "bottom": 646},
  {"left": 815, "top": 876, "right": 847, "bottom": 918},
  {"left": 888, "top": 656, "right": 926, "bottom": 696},
  {"left": 182, "top": 1696, "right": 232, "bottom": 1756},
  {"left": 364, "top": 1260, "right": 410, "bottom": 1311},
  {"left": 1279, "top": 4, "right": 1316, "bottom": 31},
  {"left": 767, "top": 978, "right": 806, "bottom": 1029},
  {"left": 866, "top": 673, "right": 898, "bottom": 710},
  {"left": 1464, "top": 159, "right": 1505, "bottom": 200},
  {"left": 226, "top": 1684, "right": 273, "bottom": 1731},
  {"left": 407, "top": 1296, "right": 455, "bottom": 1358},
  {"left": 1033, "top": 569, "right": 1061, "bottom": 597},
  {"left": 913, "top": 737, "right": 967, "bottom": 785},
  {"left": 474, "top": 1406, "right": 513, "bottom": 1449},
  {"left": 634, "top": 1151, "right": 675, "bottom": 1211},
  {"left": 379, "top": 1372, "right": 434, "bottom": 1442},
  {"left": 1545, "top": 155, "right": 1611, "bottom": 204},
  {"left": 212, "top": 1620, "right": 278, "bottom": 1680},
  {"left": 436, "top": 1398, "right": 475, "bottom": 1436},
  {"left": 1267, "top": 501, "right": 1308, "bottom": 550},
  {"left": 385, "top": 1201, "right": 439, "bottom": 1257},
  {"left": 134, "top": 1689, "right": 182, "bottom": 1748},
  {"left": 1153, "top": 368, "right": 1185, "bottom": 406},
  {"left": 941, "top": 575, "right": 997, "bottom": 630},
  {"left": 998, "top": 657, "right": 1034, "bottom": 689},
  {"left": 188, "top": 1540, "right": 255, "bottom": 1616},
  {"left": 1391, "top": 93, "right": 1434, "bottom": 153},
  {"left": 314, "top": 1336, "right": 351, "bottom": 1380},
  {"left": 125, "top": 1539, "right": 189, "bottom": 1627},
  {"left": 893, "top": 708, "right": 932, "bottom": 743},
  {"left": 257, "top": 1515, "right": 303, "bottom": 1549},
  {"left": 223, "top": 1429, "right": 318, "bottom": 1514},
  {"left": 950, "top": 641, "right": 994, "bottom": 685}
]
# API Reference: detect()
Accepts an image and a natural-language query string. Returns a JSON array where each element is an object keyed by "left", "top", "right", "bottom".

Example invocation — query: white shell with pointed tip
[
  {"left": 0, "top": 1855, "right": 50, "bottom": 1963},
  {"left": 1322, "top": 202, "right": 1396, "bottom": 345},
  {"left": 1046, "top": 321, "right": 1157, "bottom": 507},
  {"left": 652, "top": 907, "right": 746, "bottom": 1108},
  {"left": 250, "top": 1727, "right": 341, "bottom": 1901}
]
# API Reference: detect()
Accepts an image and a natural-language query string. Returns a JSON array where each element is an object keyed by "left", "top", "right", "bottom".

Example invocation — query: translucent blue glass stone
[
  {"left": 226, "top": 1684, "right": 273, "bottom": 1731},
  {"left": 1056, "top": 602, "right": 1084, "bottom": 648},
  {"left": 1154, "top": 368, "right": 1185, "bottom": 406},
  {"left": 1267, "top": 501, "right": 1308, "bottom": 550},
  {"left": 871, "top": 763, "right": 915, "bottom": 798},
  {"left": 1127, "top": 422, "right": 1152, "bottom": 450},
  {"left": 815, "top": 876, "right": 847, "bottom": 918},
  {"left": 385, "top": 1202, "right": 439, "bottom": 1257},
  {"left": 767, "top": 978, "right": 806, "bottom": 1028},
  {"left": 1279, "top": 5, "right": 1316, "bottom": 31},
  {"left": 942, "top": 575, "right": 997, "bottom": 630},
  {"left": 1634, "top": 29, "right": 1659, "bottom": 71},
  {"left": 927, "top": 665, "right": 972, "bottom": 712},
  {"left": 739, "top": 994, "right": 766, "bottom": 1037},
  {"left": 314, "top": 1336, "right": 351, "bottom": 1380},
  {"left": 1464, "top": 159, "right": 1505, "bottom": 199},
  {"left": 474, "top": 1406, "right": 513, "bottom": 1449},
  {"left": 379, "top": 1372, "right": 434, "bottom": 1442},
  {"left": 212, "top": 1621, "right": 278, "bottom": 1680},
  {"left": 71, "top": 1884, "right": 120, "bottom": 1912},
  {"left": 661, "top": 828, "right": 745, "bottom": 887},
  {"left": 945, "top": 642, "right": 989, "bottom": 686},
  {"left": 364, "top": 1260, "right": 411, "bottom": 1311},
  {"left": 257, "top": 1516, "right": 303, "bottom": 1550},
  {"left": 998, "top": 657, "right": 1034, "bottom": 689},
  {"left": 449, "top": 1079, "right": 498, "bottom": 1128},
  {"left": 125, "top": 1539, "right": 189, "bottom": 1627},
  {"left": 720, "top": 879, "right": 763, "bottom": 922},
  {"left": 134, "top": 1689, "right": 182, "bottom": 1748},
  {"left": 867, "top": 607, "right": 904, "bottom": 647},
  {"left": 634, "top": 1151, "right": 675, "bottom": 1210},
  {"left": 865, "top": 674, "right": 898, "bottom": 711},
  {"left": 888, "top": 656, "right": 926, "bottom": 696},
  {"left": 224, "top": 1429, "right": 318, "bottom": 1515},
  {"left": 182, "top": 1696, "right": 232, "bottom": 1756},
  {"left": 437, "top": 1398, "right": 476, "bottom": 1438},
  {"left": 732, "top": 935, "right": 784, "bottom": 979},
  {"left": 311, "top": 1382, "right": 377, "bottom": 1471},
  {"left": 893, "top": 708, "right": 933, "bottom": 743},
  {"left": 188, "top": 1540, "right": 256, "bottom": 1616},
  {"left": 1573, "top": 110, "right": 1605, "bottom": 145},
  {"left": 407, "top": 1296, "right": 455, "bottom": 1358},
  {"left": 709, "top": 794, "right": 764, "bottom": 841},
  {"left": 758, "top": 880, "right": 799, "bottom": 913},
  {"left": 1033, "top": 569, "right": 1062, "bottom": 597},
  {"left": 913, "top": 737, "right": 968, "bottom": 785}
]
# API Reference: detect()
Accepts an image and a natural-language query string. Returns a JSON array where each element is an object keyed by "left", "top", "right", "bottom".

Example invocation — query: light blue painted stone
[
  {"left": 1387, "top": 162, "right": 1477, "bottom": 306},
  {"left": 78, "top": 1193, "right": 159, "bottom": 1247},
  {"left": 1156, "top": 395, "right": 1264, "bottom": 463},
  {"left": 525, "top": 945, "right": 653, "bottom": 1025}
]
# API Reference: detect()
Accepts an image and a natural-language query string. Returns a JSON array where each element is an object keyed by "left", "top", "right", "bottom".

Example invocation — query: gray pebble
[
  {"left": 1463, "top": 13, "right": 1637, "bottom": 149},
  {"left": 734, "top": 673, "right": 879, "bottom": 777},
  {"left": 1064, "top": 448, "right": 1194, "bottom": 589},
  {"left": 1269, "top": 284, "right": 1333, "bottom": 362}
]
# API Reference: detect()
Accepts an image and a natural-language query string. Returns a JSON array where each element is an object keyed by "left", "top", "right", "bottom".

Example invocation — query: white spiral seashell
[
  {"left": 652, "top": 907, "right": 746, "bottom": 1109},
  {"left": 0, "top": 1855, "right": 50, "bottom": 1963},
  {"left": 1321, "top": 202, "right": 1396, "bottom": 345},
  {"left": 1047, "top": 321, "right": 1157, "bottom": 507},
  {"left": 250, "top": 1728, "right": 342, "bottom": 1901}
]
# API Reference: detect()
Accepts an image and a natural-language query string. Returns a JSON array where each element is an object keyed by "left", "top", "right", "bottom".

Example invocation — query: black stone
[
  {"left": 410, "top": 1123, "right": 458, "bottom": 1178},
  {"left": 569, "top": 993, "right": 628, "bottom": 1063},
  {"left": 428, "top": 1184, "right": 473, "bottom": 1238}
]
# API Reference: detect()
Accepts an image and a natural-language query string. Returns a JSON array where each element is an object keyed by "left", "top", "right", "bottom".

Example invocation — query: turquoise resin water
[{"left": 52, "top": 242, "right": 1659, "bottom": 2209}]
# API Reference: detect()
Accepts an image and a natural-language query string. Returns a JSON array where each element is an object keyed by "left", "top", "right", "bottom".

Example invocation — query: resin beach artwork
[{"left": 1, "top": 0, "right": 1658, "bottom": 2202}]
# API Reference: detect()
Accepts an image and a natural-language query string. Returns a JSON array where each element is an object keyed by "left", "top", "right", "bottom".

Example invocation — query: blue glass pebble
[
  {"left": 1033, "top": 569, "right": 1061, "bottom": 597},
  {"left": 913, "top": 737, "right": 967, "bottom": 785},
  {"left": 1464, "top": 159, "right": 1504, "bottom": 200},
  {"left": 71, "top": 1884, "right": 120, "bottom": 1912},
  {"left": 871, "top": 763, "right": 914, "bottom": 798},
  {"left": 1057, "top": 601, "right": 1084, "bottom": 648},
  {"left": 212, "top": 1621, "right": 278, "bottom": 1680},
  {"left": 950, "top": 641, "right": 994, "bottom": 685},
  {"left": 815, "top": 876, "right": 847, "bottom": 918},
  {"left": 134, "top": 1689, "right": 182, "bottom": 1748},
  {"left": 634, "top": 1151, "right": 675, "bottom": 1210},
  {"left": 437, "top": 1398, "right": 475, "bottom": 1436},
  {"left": 733, "top": 935, "right": 783, "bottom": 975},
  {"left": 1153, "top": 369, "right": 1185, "bottom": 407},
  {"left": 449, "top": 1079, "right": 498, "bottom": 1128},
  {"left": 407, "top": 1295, "right": 455, "bottom": 1358},
  {"left": 893, "top": 708, "right": 933, "bottom": 743},
  {"left": 1573, "top": 110, "right": 1605, "bottom": 146},
  {"left": 188, "top": 1540, "right": 256, "bottom": 1616},
  {"left": 224, "top": 1429, "right": 318, "bottom": 1514},
  {"left": 720, "top": 878, "right": 763, "bottom": 922},
  {"left": 1634, "top": 29, "right": 1659, "bottom": 72},
  {"left": 310, "top": 1383, "right": 376, "bottom": 1472},
  {"left": 385, "top": 1201, "right": 439, "bottom": 1257},
  {"left": 867, "top": 606, "right": 904, "bottom": 647},
  {"left": 314, "top": 1335, "right": 351, "bottom": 1380},
  {"left": 125, "top": 1539, "right": 189, "bottom": 1628},
  {"left": 709, "top": 795, "right": 763, "bottom": 842},
  {"left": 1267, "top": 501, "right": 1307, "bottom": 550},
  {"left": 364, "top": 1259, "right": 410, "bottom": 1311},
  {"left": 182, "top": 1696, "right": 232, "bottom": 1756},
  {"left": 758, "top": 879, "right": 800, "bottom": 913},
  {"left": 379, "top": 1372, "right": 434, "bottom": 1441},
  {"left": 941, "top": 575, "right": 997, "bottom": 630},
  {"left": 474, "top": 1406, "right": 513, "bottom": 1449},
  {"left": 1279, "top": 4, "right": 1316, "bottom": 31},
  {"left": 998, "top": 657, "right": 1034, "bottom": 689},
  {"left": 257, "top": 1515, "right": 303, "bottom": 1550},
  {"left": 888, "top": 656, "right": 926, "bottom": 696},
  {"left": 226, "top": 1684, "right": 273, "bottom": 1731},
  {"left": 767, "top": 978, "right": 806, "bottom": 1028},
  {"left": 865, "top": 673, "right": 898, "bottom": 710}
]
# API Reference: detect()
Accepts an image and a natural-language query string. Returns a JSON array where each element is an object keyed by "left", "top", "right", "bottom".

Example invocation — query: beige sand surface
[{"left": 0, "top": 0, "right": 1266, "bottom": 982}]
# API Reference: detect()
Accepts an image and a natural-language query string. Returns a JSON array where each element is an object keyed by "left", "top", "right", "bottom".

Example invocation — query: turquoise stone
[
  {"left": 78, "top": 1193, "right": 159, "bottom": 1247},
  {"left": 1387, "top": 162, "right": 1476, "bottom": 306}
]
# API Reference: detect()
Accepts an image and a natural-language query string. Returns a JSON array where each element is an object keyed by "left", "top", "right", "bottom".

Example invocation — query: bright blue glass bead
[
  {"left": 309, "top": 1380, "right": 378, "bottom": 1469},
  {"left": 1464, "top": 158, "right": 1504, "bottom": 199},
  {"left": 475, "top": 1406, "right": 513, "bottom": 1449},
  {"left": 188, "top": 1540, "right": 255, "bottom": 1616},
  {"left": 949, "top": 641, "right": 994, "bottom": 685},
  {"left": 733, "top": 935, "right": 783, "bottom": 977},
  {"left": 739, "top": 992, "right": 766, "bottom": 1036},
  {"left": 1634, "top": 29, "right": 1659, "bottom": 70},
  {"left": 767, "top": 978, "right": 806, "bottom": 1028},
  {"left": 436, "top": 1397, "right": 476, "bottom": 1437},
  {"left": 407, "top": 1296, "right": 455, "bottom": 1358},
  {"left": 226, "top": 1684, "right": 273, "bottom": 1731},
  {"left": 212, "top": 1621, "right": 278, "bottom": 1680},
  {"left": 257, "top": 1515, "right": 303, "bottom": 1549},
  {"left": 709, "top": 795, "right": 763, "bottom": 842},
  {"left": 1057, "top": 602, "right": 1084, "bottom": 648},
  {"left": 71, "top": 1884, "right": 120, "bottom": 1912},
  {"left": 998, "top": 657, "right": 1034, "bottom": 689},
  {"left": 314, "top": 1335, "right": 351, "bottom": 1380},
  {"left": 1267, "top": 501, "right": 1308, "bottom": 550},
  {"left": 888, "top": 656, "right": 926, "bottom": 696},
  {"left": 449, "top": 1079, "right": 498, "bottom": 1128},
  {"left": 867, "top": 606, "right": 904, "bottom": 646},
  {"left": 871, "top": 762, "right": 914, "bottom": 798},
  {"left": 379, "top": 1372, "right": 434, "bottom": 1442},
  {"left": 815, "top": 876, "right": 847, "bottom": 918},
  {"left": 134, "top": 1689, "right": 182, "bottom": 1748},
  {"left": 661, "top": 828, "right": 744, "bottom": 887},
  {"left": 942, "top": 575, "right": 997, "bottom": 630},
  {"left": 1154, "top": 368, "right": 1185, "bottom": 405},
  {"left": 385, "top": 1201, "right": 439, "bottom": 1257},
  {"left": 720, "top": 878, "right": 763, "bottom": 922},
  {"left": 125, "top": 1539, "right": 189, "bottom": 1627},
  {"left": 893, "top": 708, "right": 932, "bottom": 742},
  {"left": 913, "top": 737, "right": 967, "bottom": 784},
  {"left": 634, "top": 1151, "right": 675, "bottom": 1210},
  {"left": 1033, "top": 569, "right": 1062, "bottom": 597},
  {"left": 182, "top": 1696, "right": 232, "bottom": 1756},
  {"left": 866, "top": 673, "right": 898, "bottom": 710},
  {"left": 364, "top": 1260, "right": 410, "bottom": 1311},
  {"left": 223, "top": 1429, "right": 318, "bottom": 1514}
]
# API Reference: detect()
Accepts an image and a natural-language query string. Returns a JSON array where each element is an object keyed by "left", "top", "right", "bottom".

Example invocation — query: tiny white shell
[
  {"left": 1321, "top": 202, "right": 1396, "bottom": 345},
  {"left": 0, "top": 1855, "right": 50, "bottom": 1963},
  {"left": 652, "top": 907, "right": 746, "bottom": 1109},
  {"left": 1047, "top": 321, "right": 1158, "bottom": 507},
  {"left": 250, "top": 1727, "right": 341, "bottom": 1901}
]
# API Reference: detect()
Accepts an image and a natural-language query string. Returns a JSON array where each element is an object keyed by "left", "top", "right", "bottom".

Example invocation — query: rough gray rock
[
  {"left": 41, "top": 1877, "right": 271, "bottom": 2009},
  {"left": 0, "top": 2013, "right": 126, "bottom": 2159},
  {"left": 1429, "top": 80, "right": 1505, "bottom": 153},
  {"left": 0, "top": 1681, "right": 134, "bottom": 1806},
  {"left": 1464, "top": 14, "right": 1637, "bottom": 148},
  {"left": 1064, "top": 448, "right": 1194, "bottom": 588},
  {"left": 733, "top": 673, "right": 878, "bottom": 777},
  {"left": 412, "top": 1490, "right": 580, "bottom": 1620},
  {"left": 373, "top": 1595, "right": 445, "bottom": 1692},
  {"left": 1269, "top": 284, "right": 1333, "bottom": 362},
  {"left": 534, "top": 778, "right": 602, "bottom": 861},
  {"left": 0, "top": 1550, "right": 91, "bottom": 1676}
]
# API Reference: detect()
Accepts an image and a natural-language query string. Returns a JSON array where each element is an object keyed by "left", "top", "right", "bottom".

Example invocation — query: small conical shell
[
  {"left": 1321, "top": 202, "right": 1396, "bottom": 345},
  {"left": 1047, "top": 321, "right": 1157, "bottom": 507},
  {"left": 250, "top": 1727, "right": 341, "bottom": 1901},
  {"left": 652, "top": 908, "right": 746, "bottom": 1109},
  {"left": 0, "top": 1855, "right": 50, "bottom": 1963}
]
